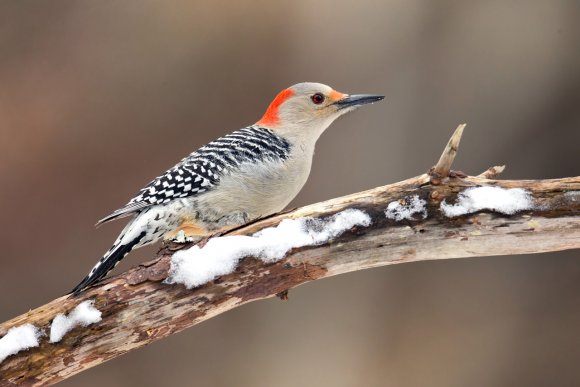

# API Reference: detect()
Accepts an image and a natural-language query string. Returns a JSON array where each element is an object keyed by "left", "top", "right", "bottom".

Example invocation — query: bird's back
[{"left": 98, "top": 126, "right": 293, "bottom": 225}]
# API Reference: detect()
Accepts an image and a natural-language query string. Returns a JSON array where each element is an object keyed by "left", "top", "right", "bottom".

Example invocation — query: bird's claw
[{"left": 171, "top": 230, "right": 195, "bottom": 244}]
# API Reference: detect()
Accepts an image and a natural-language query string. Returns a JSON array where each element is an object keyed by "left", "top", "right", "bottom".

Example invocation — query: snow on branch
[
  {"left": 167, "top": 209, "right": 371, "bottom": 289},
  {"left": 440, "top": 186, "right": 533, "bottom": 217},
  {"left": 0, "top": 301, "right": 102, "bottom": 367},
  {"left": 49, "top": 301, "right": 102, "bottom": 343},
  {"left": 0, "top": 324, "right": 41, "bottom": 364},
  {"left": 0, "top": 125, "right": 579, "bottom": 386}
]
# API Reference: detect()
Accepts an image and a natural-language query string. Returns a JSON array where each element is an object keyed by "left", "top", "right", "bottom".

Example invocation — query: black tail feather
[{"left": 70, "top": 232, "right": 146, "bottom": 296}]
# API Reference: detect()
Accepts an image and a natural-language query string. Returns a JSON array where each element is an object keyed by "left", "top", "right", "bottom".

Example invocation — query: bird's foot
[{"left": 171, "top": 230, "right": 195, "bottom": 244}]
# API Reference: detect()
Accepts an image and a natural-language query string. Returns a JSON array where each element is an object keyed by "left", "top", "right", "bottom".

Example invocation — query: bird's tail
[{"left": 71, "top": 231, "right": 146, "bottom": 295}]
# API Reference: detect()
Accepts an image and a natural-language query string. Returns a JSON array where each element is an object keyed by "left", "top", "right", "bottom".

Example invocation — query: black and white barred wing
[{"left": 96, "top": 127, "right": 290, "bottom": 225}]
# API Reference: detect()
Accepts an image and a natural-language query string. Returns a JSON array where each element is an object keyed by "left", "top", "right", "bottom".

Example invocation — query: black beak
[{"left": 335, "top": 94, "right": 385, "bottom": 110}]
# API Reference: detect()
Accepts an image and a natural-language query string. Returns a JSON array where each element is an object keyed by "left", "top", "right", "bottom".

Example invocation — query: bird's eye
[{"left": 311, "top": 93, "right": 325, "bottom": 105}]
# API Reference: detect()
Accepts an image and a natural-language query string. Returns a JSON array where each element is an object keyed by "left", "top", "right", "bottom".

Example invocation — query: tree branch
[
  {"left": 430, "top": 123, "right": 466, "bottom": 182},
  {"left": 1, "top": 127, "right": 579, "bottom": 386}
]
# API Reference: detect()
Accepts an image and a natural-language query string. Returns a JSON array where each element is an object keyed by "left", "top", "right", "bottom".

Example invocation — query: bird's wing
[
  {"left": 95, "top": 156, "right": 219, "bottom": 226},
  {"left": 96, "top": 126, "right": 291, "bottom": 226}
]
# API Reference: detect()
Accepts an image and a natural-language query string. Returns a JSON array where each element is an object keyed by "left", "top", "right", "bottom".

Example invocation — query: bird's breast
[{"left": 190, "top": 149, "right": 313, "bottom": 228}]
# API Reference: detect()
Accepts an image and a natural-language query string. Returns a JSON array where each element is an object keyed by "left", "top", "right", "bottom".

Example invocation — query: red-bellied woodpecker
[{"left": 71, "top": 82, "right": 384, "bottom": 294}]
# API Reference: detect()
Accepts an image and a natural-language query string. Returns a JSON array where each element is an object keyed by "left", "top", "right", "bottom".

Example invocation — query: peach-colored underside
[{"left": 163, "top": 220, "right": 209, "bottom": 240}]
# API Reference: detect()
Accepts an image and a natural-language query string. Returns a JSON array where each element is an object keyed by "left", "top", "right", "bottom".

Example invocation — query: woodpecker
[{"left": 71, "top": 82, "right": 384, "bottom": 294}]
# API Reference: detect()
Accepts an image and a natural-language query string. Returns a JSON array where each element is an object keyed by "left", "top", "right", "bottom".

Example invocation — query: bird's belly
[{"left": 186, "top": 156, "right": 311, "bottom": 230}]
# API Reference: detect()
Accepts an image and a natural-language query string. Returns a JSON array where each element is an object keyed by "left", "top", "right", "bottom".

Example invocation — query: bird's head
[{"left": 256, "top": 82, "right": 384, "bottom": 143}]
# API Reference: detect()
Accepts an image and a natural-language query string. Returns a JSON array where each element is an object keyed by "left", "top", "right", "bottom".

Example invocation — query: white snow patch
[
  {"left": 166, "top": 209, "right": 371, "bottom": 289},
  {"left": 441, "top": 186, "right": 533, "bottom": 217},
  {"left": 49, "top": 300, "right": 102, "bottom": 343},
  {"left": 0, "top": 323, "right": 41, "bottom": 363},
  {"left": 385, "top": 195, "right": 427, "bottom": 221}
]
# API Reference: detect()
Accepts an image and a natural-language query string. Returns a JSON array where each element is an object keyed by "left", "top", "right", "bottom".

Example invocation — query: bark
[{"left": 0, "top": 128, "right": 578, "bottom": 386}]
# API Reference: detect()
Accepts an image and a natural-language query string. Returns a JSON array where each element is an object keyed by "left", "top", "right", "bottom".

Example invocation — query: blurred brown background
[{"left": 1, "top": 1, "right": 579, "bottom": 386}]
